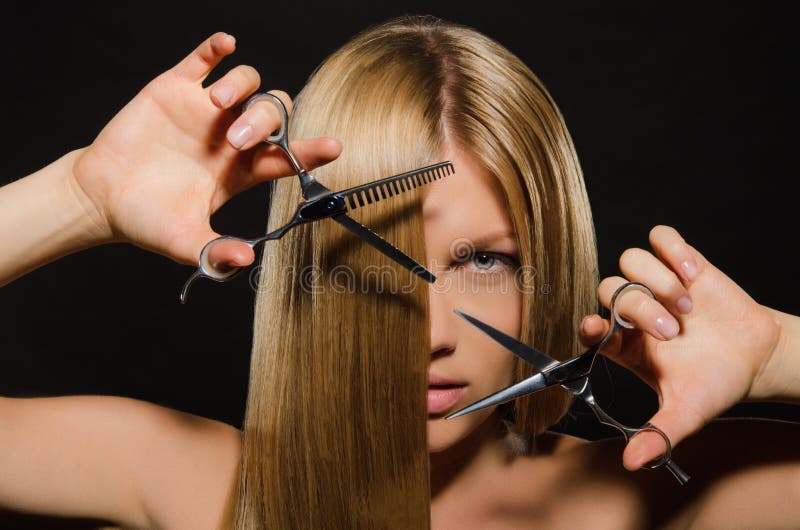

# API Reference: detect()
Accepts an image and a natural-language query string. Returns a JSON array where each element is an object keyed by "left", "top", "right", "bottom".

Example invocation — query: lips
[{"left": 427, "top": 373, "right": 467, "bottom": 415}]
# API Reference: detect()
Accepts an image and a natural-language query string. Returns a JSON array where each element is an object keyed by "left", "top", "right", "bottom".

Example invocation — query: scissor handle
[
  {"left": 610, "top": 282, "right": 656, "bottom": 330},
  {"left": 596, "top": 282, "right": 691, "bottom": 485},
  {"left": 178, "top": 235, "right": 256, "bottom": 304},
  {"left": 630, "top": 423, "right": 691, "bottom": 485},
  {"left": 242, "top": 92, "right": 304, "bottom": 177},
  {"left": 584, "top": 381, "right": 690, "bottom": 485}
]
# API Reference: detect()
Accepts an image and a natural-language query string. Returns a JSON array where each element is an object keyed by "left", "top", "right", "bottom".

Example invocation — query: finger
[
  {"left": 648, "top": 225, "right": 702, "bottom": 285},
  {"left": 578, "top": 314, "right": 609, "bottom": 346},
  {"left": 578, "top": 313, "right": 636, "bottom": 369},
  {"left": 619, "top": 247, "right": 693, "bottom": 315},
  {"left": 622, "top": 402, "right": 705, "bottom": 471},
  {"left": 599, "top": 276, "right": 681, "bottom": 340},
  {"left": 208, "top": 64, "right": 261, "bottom": 109},
  {"left": 219, "top": 137, "right": 343, "bottom": 199},
  {"left": 205, "top": 238, "right": 256, "bottom": 272},
  {"left": 172, "top": 224, "right": 255, "bottom": 269},
  {"left": 251, "top": 137, "right": 343, "bottom": 179},
  {"left": 225, "top": 90, "right": 293, "bottom": 151},
  {"left": 173, "top": 32, "right": 236, "bottom": 83}
]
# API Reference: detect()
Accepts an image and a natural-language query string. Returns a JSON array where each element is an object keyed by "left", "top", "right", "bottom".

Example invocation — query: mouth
[{"left": 427, "top": 373, "right": 468, "bottom": 415}]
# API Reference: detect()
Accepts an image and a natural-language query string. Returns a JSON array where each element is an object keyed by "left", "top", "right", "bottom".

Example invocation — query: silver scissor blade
[
  {"left": 336, "top": 161, "right": 454, "bottom": 210},
  {"left": 454, "top": 309, "right": 560, "bottom": 372},
  {"left": 445, "top": 372, "right": 549, "bottom": 419},
  {"left": 331, "top": 214, "right": 435, "bottom": 283}
]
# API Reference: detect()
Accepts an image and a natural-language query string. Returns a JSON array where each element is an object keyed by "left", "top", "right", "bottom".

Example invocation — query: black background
[{"left": 0, "top": 1, "right": 798, "bottom": 525}]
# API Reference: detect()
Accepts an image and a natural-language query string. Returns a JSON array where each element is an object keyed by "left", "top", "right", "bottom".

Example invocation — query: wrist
[
  {"left": 0, "top": 148, "right": 115, "bottom": 287},
  {"left": 747, "top": 308, "right": 800, "bottom": 404},
  {"left": 59, "top": 147, "right": 116, "bottom": 246}
]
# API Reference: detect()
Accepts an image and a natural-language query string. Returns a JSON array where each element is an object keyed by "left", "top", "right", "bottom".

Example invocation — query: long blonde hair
[{"left": 232, "top": 16, "right": 598, "bottom": 529}]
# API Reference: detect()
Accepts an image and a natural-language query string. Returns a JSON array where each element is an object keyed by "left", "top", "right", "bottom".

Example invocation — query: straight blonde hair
[{"left": 232, "top": 15, "right": 598, "bottom": 529}]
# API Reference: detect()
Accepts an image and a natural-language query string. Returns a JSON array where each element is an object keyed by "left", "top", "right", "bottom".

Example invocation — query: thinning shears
[
  {"left": 446, "top": 282, "right": 691, "bottom": 485},
  {"left": 179, "top": 92, "right": 454, "bottom": 303}
]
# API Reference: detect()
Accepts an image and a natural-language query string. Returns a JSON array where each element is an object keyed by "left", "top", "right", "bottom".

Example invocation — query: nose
[{"left": 429, "top": 281, "right": 457, "bottom": 360}]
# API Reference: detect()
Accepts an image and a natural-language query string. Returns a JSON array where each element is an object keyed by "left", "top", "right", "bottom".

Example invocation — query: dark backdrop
[{"left": 0, "top": 1, "right": 797, "bottom": 525}]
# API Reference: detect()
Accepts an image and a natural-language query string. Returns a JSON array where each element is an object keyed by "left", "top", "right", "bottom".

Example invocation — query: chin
[{"left": 426, "top": 415, "right": 470, "bottom": 453}]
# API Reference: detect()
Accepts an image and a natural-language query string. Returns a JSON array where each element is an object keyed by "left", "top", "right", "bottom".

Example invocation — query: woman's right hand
[{"left": 71, "top": 32, "right": 341, "bottom": 268}]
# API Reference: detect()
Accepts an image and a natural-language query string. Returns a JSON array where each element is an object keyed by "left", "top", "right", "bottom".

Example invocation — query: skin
[
  {"left": 1, "top": 32, "right": 799, "bottom": 528},
  {"left": 424, "top": 145, "right": 521, "bottom": 455}
]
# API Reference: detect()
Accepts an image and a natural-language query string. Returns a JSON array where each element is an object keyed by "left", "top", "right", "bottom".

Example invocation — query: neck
[{"left": 429, "top": 410, "right": 510, "bottom": 500}]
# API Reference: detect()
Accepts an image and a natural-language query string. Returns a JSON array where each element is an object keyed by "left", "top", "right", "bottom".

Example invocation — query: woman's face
[{"left": 423, "top": 146, "right": 523, "bottom": 453}]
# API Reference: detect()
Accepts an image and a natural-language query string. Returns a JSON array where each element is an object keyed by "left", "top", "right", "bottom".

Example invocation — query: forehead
[{"left": 422, "top": 149, "right": 514, "bottom": 240}]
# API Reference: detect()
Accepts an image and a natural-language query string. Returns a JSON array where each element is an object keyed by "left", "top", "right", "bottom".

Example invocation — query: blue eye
[
  {"left": 459, "top": 252, "right": 518, "bottom": 273},
  {"left": 472, "top": 252, "right": 500, "bottom": 271}
]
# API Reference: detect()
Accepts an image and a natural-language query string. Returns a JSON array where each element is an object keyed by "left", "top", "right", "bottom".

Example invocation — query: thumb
[
  {"left": 578, "top": 314, "right": 609, "bottom": 346},
  {"left": 174, "top": 225, "right": 255, "bottom": 270},
  {"left": 622, "top": 403, "right": 705, "bottom": 471}
]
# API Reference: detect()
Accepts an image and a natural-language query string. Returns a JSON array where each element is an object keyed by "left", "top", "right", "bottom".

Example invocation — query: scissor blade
[
  {"left": 454, "top": 309, "right": 560, "bottom": 372},
  {"left": 336, "top": 161, "right": 454, "bottom": 210},
  {"left": 331, "top": 214, "right": 436, "bottom": 283},
  {"left": 445, "top": 372, "right": 550, "bottom": 419}
]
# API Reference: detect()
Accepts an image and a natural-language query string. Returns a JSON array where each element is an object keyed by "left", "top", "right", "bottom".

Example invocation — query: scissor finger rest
[
  {"left": 630, "top": 423, "right": 691, "bottom": 485},
  {"left": 179, "top": 235, "right": 252, "bottom": 304},
  {"left": 583, "top": 388, "right": 690, "bottom": 485},
  {"left": 610, "top": 282, "right": 656, "bottom": 330},
  {"left": 243, "top": 92, "right": 304, "bottom": 179}
]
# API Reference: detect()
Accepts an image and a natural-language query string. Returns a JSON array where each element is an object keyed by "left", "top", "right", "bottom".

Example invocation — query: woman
[{"left": 0, "top": 17, "right": 798, "bottom": 529}]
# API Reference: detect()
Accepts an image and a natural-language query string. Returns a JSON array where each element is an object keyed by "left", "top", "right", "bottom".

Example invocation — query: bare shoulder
[
  {"left": 487, "top": 421, "right": 800, "bottom": 529},
  {"left": 662, "top": 418, "right": 800, "bottom": 529},
  {"left": 480, "top": 433, "right": 653, "bottom": 529}
]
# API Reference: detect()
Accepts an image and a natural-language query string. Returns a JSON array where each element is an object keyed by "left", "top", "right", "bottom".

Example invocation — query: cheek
[
  {"left": 445, "top": 276, "right": 523, "bottom": 390},
  {"left": 465, "top": 344, "right": 516, "bottom": 406}
]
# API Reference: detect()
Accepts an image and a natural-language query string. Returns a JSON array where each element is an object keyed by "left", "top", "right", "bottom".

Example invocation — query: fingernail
[
  {"left": 655, "top": 315, "right": 679, "bottom": 339},
  {"left": 212, "top": 83, "right": 236, "bottom": 107},
  {"left": 682, "top": 259, "right": 698, "bottom": 281},
  {"left": 676, "top": 296, "right": 693, "bottom": 314},
  {"left": 227, "top": 122, "right": 253, "bottom": 149}
]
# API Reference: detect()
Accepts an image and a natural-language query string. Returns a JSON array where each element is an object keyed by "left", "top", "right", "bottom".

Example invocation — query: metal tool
[
  {"left": 446, "top": 282, "right": 691, "bottom": 485},
  {"left": 179, "top": 92, "right": 453, "bottom": 303}
]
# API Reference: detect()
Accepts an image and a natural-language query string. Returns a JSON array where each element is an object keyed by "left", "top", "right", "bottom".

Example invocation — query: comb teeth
[{"left": 339, "top": 161, "right": 455, "bottom": 210}]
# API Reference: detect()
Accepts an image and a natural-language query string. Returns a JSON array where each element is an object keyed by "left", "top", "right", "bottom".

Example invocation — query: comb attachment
[{"left": 337, "top": 161, "right": 454, "bottom": 210}]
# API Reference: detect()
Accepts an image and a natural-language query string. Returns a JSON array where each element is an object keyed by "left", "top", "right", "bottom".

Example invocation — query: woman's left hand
[{"left": 579, "top": 225, "right": 784, "bottom": 471}]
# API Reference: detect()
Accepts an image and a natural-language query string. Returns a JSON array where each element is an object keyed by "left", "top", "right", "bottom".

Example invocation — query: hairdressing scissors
[
  {"left": 179, "top": 92, "right": 454, "bottom": 303},
  {"left": 446, "top": 282, "right": 691, "bottom": 485}
]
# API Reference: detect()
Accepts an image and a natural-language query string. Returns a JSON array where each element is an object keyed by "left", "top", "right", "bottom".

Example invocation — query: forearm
[
  {"left": 0, "top": 148, "right": 113, "bottom": 287},
  {"left": 747, "top": 308, "right": 800, "bottom": 404}
]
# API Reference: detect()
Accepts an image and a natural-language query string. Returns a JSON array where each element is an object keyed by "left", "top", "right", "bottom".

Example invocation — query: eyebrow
[{"left": 464, "top": 230, "right": 518, "bottom": 249}]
